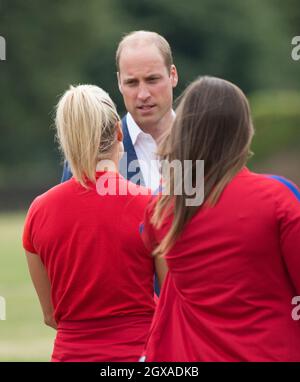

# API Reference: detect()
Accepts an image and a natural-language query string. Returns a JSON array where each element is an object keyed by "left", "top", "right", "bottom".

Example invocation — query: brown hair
[
  {"left": 116, "top": 30, "right": 173, "bottom": 72},
  {"left": 152, "top": 76, "right": 254, "bottom": 256}
]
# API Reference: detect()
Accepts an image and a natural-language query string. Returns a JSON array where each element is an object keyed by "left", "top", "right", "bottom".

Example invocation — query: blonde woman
[
  {"left": 141, "top": 76, "right": 300, "bottom": 361},
  {"left": 22, "top": 85, "right": 166, "bottom": 362}
]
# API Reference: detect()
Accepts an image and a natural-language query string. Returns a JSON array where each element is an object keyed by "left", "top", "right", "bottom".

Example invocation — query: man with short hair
[{"left": 62, "top": 30, "right": 178, "bottom": 190}]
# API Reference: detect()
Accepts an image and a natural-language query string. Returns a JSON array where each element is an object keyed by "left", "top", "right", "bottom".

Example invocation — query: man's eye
[
  {"left": 148, "top": 78, "right": 159, "bottom": 83},
  {"left": 125, "top": 81, "right": 137, "bottom": 86}
]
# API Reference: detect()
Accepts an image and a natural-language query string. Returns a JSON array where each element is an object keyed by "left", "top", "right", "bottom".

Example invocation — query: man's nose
[{"left": 137, "top": 84, "right": 151, "bottom": 101}]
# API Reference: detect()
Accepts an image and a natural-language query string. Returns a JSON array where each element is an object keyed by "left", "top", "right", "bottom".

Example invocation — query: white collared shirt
[{"left": 126, "top": 113, "right": 160, "bottom": 191}]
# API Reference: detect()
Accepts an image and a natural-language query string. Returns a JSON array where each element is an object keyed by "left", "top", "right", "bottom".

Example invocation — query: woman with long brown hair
[{"left": 141, "top": 76, "right": 300, "bottom": 361}]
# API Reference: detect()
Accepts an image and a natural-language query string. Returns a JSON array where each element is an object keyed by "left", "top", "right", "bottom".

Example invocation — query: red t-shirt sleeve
[
  {"left": 275, "top": 180, "right": 300, "bottom": 294},
  {"left": 22, "top": 201, "right": 38, "bottom": 254}
]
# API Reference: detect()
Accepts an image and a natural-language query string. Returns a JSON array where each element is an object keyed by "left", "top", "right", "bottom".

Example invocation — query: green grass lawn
[{"left": 0, "top": 212, "right": 54, "bottom": 361}]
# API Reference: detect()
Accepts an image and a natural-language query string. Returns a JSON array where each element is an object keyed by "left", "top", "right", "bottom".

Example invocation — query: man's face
[{"left": 118, "top": 44, "right": 178, "bottom": 130}]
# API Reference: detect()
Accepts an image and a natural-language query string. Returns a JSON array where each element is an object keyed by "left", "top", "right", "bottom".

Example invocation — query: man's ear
[
  {"left": 117, "top": 72, "right": 123, "bottom": 94},
  {"left": 170, "top": 65, "right": 178, "bottom": 88}
]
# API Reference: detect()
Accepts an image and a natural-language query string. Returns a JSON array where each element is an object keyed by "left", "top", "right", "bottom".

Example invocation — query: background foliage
[{"left": 0, "top": 0, "right": 299, "bottom": 211}]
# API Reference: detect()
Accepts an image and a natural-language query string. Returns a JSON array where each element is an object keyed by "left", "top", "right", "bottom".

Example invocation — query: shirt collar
[{"left": 126, "top": 113, "right": 144, "bottom": 146}]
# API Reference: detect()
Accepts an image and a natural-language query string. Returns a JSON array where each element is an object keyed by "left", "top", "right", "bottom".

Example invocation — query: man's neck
[{"left": 140, "top": 110, "right": 175, "bottom": 144}]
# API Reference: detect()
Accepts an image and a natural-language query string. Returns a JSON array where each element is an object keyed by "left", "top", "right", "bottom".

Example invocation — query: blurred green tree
[{"left": 0, "top": 0, "right": 299, "bottom": 208}]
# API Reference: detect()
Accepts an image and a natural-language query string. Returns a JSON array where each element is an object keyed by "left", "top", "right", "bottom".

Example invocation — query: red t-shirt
[
  {"left": 23, "top": 171, "right": 155, "bottom": 361},
  {"left": 142, "top": 168, "right": 300, "bottom": 361}
]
